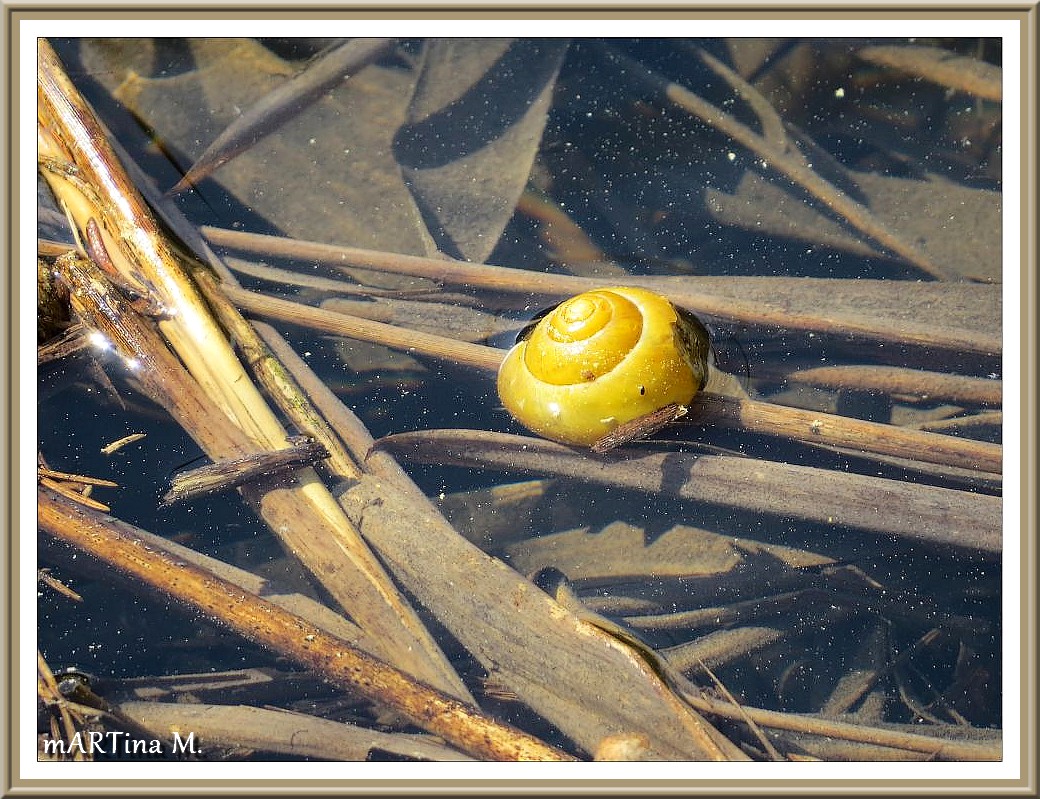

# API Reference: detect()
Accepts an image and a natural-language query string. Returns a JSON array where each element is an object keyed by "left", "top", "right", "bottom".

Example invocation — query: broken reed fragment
[
  {"left": 36, "top": 467, "right": 119, "bottom": 488},
  {"left": 100, "top": 432, "right": 147, "bottom": 455},
  {"left": 38, "top": 569, "right": 84, "bottom": 603},
  {"left": 376, "top": 428, "right": 1001, "bottom": 555},
  {"left": 37, "top": 460, "right": 117, "bottom": 512},
  {"left": 591, "top": 403, "right": 689, "bottom": 453},
  {"left": 161, "top": 436, "right": 330, "bottom": 506},
  {"left": 37, "top": 477, "right": 111, "bottom": 512}
]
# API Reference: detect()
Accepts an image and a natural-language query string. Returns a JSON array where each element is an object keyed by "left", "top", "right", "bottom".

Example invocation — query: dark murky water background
[{"left": 38, "top": 37, "right": 1003, "bottom": 755}]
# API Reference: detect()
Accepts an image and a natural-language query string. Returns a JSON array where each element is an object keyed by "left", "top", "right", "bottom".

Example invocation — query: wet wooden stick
[
  {"left": 696, "top": 659, "right": 784, "bottom": 762},
  {"left": 786, "top": 365, "right": 1002, "bottom": 408},
  {"left": 115, "top": 701, "right": 476, "bottom": 762},
  {"left": 681, "top": 691, "right": 1000, "bottom": 762},
  {"left": 591, "top": 404, "right": 689, "bottom": 453},
  {"left": 38, "top": 485, "right": 572, "bottom": 762},
  {"left": 37, "top": 467, "right": 119, "bottom": 488},
  {"left": 228, "top": 286, "right": 1002, "bottom": 475},
  {"left": 100, "top": 433, "right": 147, "bottom": 455},
  {"left": 690, "top": 393, "right": 1002, "bottom": 475},
  {"left": 38, "top": 476, "right": 111, "bottom": 512},
  {"left": 203, "top": 226, "right": 999, "bottom": 357},
  {"left": 226, "top": 283, "right": 504, "bottom": 372},
  {"left": 190, "top": 268, "right": 364, "bottom": 483},
  {"left": 857, "top": 44, "right": 1002, "bottom": 102}
]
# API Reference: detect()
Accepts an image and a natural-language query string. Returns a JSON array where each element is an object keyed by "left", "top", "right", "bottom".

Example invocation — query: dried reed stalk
[
  {"left": 38, "top": 485, "right": 571, "bottom": 762},
  {"left": 37, "top": 40, "right": 467, "bottom": 700},
  {"left": 205, "top": 226, "right": 999, "bottom": 357}
]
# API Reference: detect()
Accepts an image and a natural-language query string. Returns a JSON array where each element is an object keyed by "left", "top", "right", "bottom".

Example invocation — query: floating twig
[
  {"left": 161, "top": 437, "right": 330, "bottom": 506},
  {"left": 786, "top": 364, "right": 1002, "bottom": 408},
  {"left": 681, "top": 691, "right": 1000, "bottom": 762},
  {"left": 37, "top": 475, "right": 110, "bottom": 512},
  {"left": 696, "top": 659, "right": 785, "bottom": 761},
  {"left": 226, "top": 283, "right": 504, "bottom": 372},
  {"left": 591, "top": 403, "right": 689, "bottom": 453},
  {"left": 37, "top": 466, "right": 119, "bottom": 488},
  {"left": 100, "top": 433, "right": 147, "bottom": 455},
  {"left": 37, "top": 569, "right": 83, "bottom": 603},
  {"left": 690, "top": 393, "right": 1002, "bottom": 475},
  {"left": 115, "top": 701, "right": 476, "bottom": 762}
]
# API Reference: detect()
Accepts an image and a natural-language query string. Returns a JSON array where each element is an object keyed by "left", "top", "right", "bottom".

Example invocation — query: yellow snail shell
[{"left": 496, "top": 286, "right": 710, "bottom": 446}]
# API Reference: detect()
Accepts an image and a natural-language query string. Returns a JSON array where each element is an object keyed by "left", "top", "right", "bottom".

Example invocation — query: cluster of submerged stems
[{"left": 35, "top": 38, "right": 1003, "bottom": 763}]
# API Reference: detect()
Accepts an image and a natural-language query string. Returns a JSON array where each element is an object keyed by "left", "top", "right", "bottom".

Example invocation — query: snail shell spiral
[{"left": 496, "top": 286, "right": 710, "bottom": 446}]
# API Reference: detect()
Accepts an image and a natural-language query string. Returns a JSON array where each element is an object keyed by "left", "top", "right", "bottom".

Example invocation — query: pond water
[{"left": 38, "top": 37, "right": 1003, "bottom": 760}]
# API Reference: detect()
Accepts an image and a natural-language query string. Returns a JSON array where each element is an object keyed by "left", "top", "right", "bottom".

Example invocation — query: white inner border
[{"left": 20, "top": 17, "right": 1023, "bottom": 783}]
